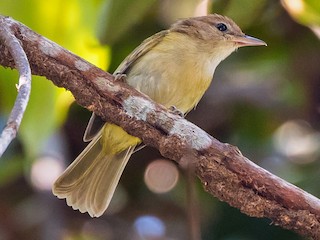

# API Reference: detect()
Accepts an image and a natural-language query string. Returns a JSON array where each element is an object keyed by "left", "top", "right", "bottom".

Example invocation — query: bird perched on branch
[{"left": 53, "top": 14, "right": 266, "bottom": 217}]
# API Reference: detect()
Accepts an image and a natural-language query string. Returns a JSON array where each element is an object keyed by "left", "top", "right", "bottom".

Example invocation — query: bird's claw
[
  {"left": 114, "top": 73, "right": 127, "bottom": 82},
  {"left": 169, "top": 106, "right": 184, "bottom": 117}
]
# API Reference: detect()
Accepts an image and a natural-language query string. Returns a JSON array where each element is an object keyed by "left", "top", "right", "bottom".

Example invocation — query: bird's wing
[
  {"left": 83, "top": 30, "right": 169, "bottom": 141},
  {"left": 114, "top": 30, "right": 169, "bottom": 75}
]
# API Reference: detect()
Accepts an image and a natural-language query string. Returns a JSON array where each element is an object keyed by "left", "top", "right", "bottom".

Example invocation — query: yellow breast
[
  {"left": 126, "top": 32, "right": 221, "bottom": 114},
  {"left": 102, "top": 32, "right": 235, "bottom": 154}
]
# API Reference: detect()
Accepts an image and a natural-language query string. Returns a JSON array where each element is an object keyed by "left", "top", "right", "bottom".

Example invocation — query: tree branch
[
  {"left": 0, "top": 15, "right": 319, "bottom": 239},
  {"left": 0, "top": 16, "right": 31, "bottom": 157}
]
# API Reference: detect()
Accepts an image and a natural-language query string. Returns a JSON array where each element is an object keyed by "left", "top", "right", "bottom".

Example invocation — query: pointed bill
[{"left": 232, "top": 35, "right": 267, "bottom": 47}]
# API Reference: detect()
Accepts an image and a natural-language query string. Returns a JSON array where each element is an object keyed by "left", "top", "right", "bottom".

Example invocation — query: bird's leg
[
  {"left": 169, "top": 106, "right": 184, "bottom": 117},
  {"left": 114, "top": 73, "right": 127, "bottom": 82}
]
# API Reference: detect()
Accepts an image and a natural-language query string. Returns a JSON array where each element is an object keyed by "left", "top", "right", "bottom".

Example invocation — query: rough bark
[{"left": 0, "top": 16, "right": 319, "bottom": 239}]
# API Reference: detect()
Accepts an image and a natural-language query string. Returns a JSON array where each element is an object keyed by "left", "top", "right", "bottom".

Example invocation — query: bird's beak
[{"left": 232, "top": 35, "right": 267, "bottom": 47}]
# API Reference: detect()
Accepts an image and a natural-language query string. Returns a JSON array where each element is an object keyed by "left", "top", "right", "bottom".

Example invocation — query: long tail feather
[{"left": 52, "top": 132, "right": 135, "bottom": 217}]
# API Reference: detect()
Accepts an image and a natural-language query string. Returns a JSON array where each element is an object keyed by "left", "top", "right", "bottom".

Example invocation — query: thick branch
[
  {"left": 0, "top": 16, "right": 31, "bottom": 156},
  {"left": 0, "top": 16, "right": 320, "bottom": 238}
]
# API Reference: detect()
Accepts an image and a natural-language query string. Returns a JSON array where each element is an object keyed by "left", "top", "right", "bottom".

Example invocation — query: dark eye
[{"left": 216, "top": 23, "right": 227, "bottom": 32}]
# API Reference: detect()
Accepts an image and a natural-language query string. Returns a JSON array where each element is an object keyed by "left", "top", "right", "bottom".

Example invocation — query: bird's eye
[{"left": 216, "top": 23, "right": 227, "bottom": 32}]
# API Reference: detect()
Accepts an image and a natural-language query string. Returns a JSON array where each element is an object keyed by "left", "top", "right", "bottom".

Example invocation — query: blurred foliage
[
  {"left": 97, "top": 0, "right": 157, "bottom": 45},
  {"left": 282, "top": 0, "right": 320, "bottom": 25},
  {"left": 0, "top": 0, "right": 109, "bottom": 158},
  {"left": 0, "top": 0, "right": 320, "bottom": 239},
  {"left": 282, "top": 0, "right": 320, "bottom": 38}
]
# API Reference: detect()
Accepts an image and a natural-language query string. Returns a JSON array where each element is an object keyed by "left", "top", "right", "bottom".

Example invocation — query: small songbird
[{"left": 53, "top": 14, "right": 266, "bottom": 217}]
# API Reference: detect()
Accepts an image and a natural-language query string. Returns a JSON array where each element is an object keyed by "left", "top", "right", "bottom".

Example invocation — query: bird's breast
[{"left": 126, "top": 39, "right": 219, "bottom": 113}]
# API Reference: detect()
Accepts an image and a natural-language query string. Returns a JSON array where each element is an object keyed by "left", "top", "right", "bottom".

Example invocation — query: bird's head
[{"left": 170, "top": 14, "right": 266, "bottom": 55}]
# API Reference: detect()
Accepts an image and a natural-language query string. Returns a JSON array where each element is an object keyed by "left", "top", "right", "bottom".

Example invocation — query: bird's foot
[
  {"left": 114, "top": 73, "right": 127, "bottom": 82},
  {"left": 169, "top": 106, "right": 184, "bottom": 117}
]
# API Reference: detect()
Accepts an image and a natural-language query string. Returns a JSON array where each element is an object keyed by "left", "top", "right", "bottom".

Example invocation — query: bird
[{"left": 52, "top": 14, "right": 266, "bottom": 217}]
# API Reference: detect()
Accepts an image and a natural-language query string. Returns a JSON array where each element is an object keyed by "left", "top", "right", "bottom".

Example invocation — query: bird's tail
[{"left": 52, "top": 130, "right": 135, "bottom": 217}]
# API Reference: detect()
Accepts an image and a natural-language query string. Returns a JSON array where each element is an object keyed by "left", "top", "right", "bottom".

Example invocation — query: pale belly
[{"left": 126, "top": 52, "right": 214, "bottom": 114}]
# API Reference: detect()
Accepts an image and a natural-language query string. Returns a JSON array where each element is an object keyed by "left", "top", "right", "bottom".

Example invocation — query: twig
[
  {"left": 0, "top": 16, "right": 31, "bottom": 157},
  {"left": 0, "top": 15, "right": 320, "bottom": 239}
]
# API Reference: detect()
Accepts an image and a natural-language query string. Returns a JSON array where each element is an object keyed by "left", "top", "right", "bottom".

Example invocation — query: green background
[{"left": 0, "top": 0, "right": 320, "bottom": 239}]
